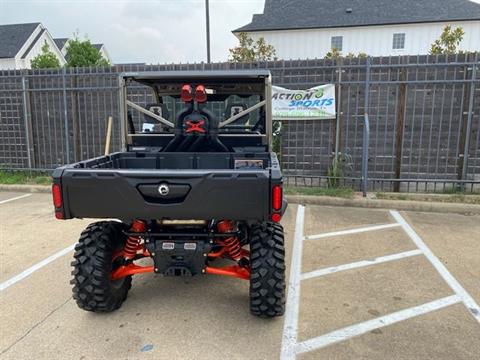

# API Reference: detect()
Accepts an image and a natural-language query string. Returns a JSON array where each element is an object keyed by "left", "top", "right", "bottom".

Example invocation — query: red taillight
[
  {"left": 194, "top": 85, "right": 207, "bottom": 103},
  {"left": 181, "top": 84, "right": 193, "bottom": 102},
  {"left": 271, "top": 213, "right": 281, "bottom": 223},
  {"left": 272, "top": 185, "right": 282, "bottom": 211},
  {"left": 52, "top": 183, "right": 62, "bottom": 208}
]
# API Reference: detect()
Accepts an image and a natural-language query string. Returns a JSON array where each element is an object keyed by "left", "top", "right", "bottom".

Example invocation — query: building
[
  {"left": 53, "top": 37, "right": 70, "bottom": 57},
  {"left": 233, "top": 0, "right": 480, "bottom": 59},
  {"left": 0, "top": 22, "right": 65, "bottom": 70},
  {"left": 54, "top": 38, "right": 112, "bottom": 64},
  {"left": 92, "top": 43, "right": 112, "bottom": 64},
  {"left": 0, "top": 22, "right": 112, "bottom": 70}
]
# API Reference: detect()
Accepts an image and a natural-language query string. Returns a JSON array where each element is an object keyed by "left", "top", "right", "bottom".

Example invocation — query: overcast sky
[
  {"left": 0, "top": 0, "right": 265, "bottom": 64},
  {"left": 2, "top": 0, "right": 480, "bottom": 64}
]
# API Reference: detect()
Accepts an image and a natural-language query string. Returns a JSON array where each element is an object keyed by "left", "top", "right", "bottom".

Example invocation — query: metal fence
[{"left": 1, "top": 54, "right": 479, "bottom": 193}]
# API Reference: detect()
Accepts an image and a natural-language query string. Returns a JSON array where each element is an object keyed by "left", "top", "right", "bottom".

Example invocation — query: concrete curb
[
  {"left": 0, "top": 184, "right": 51, "bottom": 193},
  {"left": 1, "top": 184, "right": 478, "bottom": 215},
  {"left": 285, "top": 195, "right": 480, "bottom": 215}
]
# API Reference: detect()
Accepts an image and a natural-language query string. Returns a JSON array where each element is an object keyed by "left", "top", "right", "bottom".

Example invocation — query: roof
[
  {"left": 54, "top": 38, "right": 69, "bottom": 50},
  {"left": 121, "top": 70, "right": 271, "bottom": 84},
  {"left": 122, "top": 70, "right": 271, "bottom": 79},
  {"left": 0, "top": 22, "right": 41, "bottom": 58},
  {"left": 92, "top": 44, "right": 104, "bottom": 51},
  {"left": 234, "top": 0, "right": 480, "bottom": 32}
]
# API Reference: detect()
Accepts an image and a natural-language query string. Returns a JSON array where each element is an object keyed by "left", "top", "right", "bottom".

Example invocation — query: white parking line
[
  {"left": 294, "top": 295, "right": 461, "bottom": 355},
  {"left": 0, "top": 193, "right": 32, "bottom": 205},
  {"left": 281, "top": 205, "right": 305, "bottom": 360},
  {"left": 0, "top": 244, "right": 75, "bottom": 292},
  {"left": 304, "top": 223, "right": 400, "bottom": 240},
  {"left": 390, "top": 210, "right": 480, "bottom": 323},
  {"left": 301, "top": 249, "right": 423, "bottom": 281}
]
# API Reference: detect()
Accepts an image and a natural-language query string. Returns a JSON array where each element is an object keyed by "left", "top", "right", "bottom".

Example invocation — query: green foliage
[
  {"left": 272, "top": 120, "right": 281, "bottom": 154},
  {"left": 324, "top": 47, "right": 342, "bottom": 59},
  {"left": 327, "top": 153, "right": 353, "bottom": 188},
  {"left": 66, "top": 35, "right": 110, "bottom": 67},
  {"left": 229, "top": 32, "right": 277, "bottom": 62},
  {"left": 0, "top": 170, "right": 51, "bottom": 185},
  {"left": 430, "top": 25, "right": 465, "bottom": 55},
  {"left": 285, "top": 186, "right": 354, "bottom": 199},
  {"left": 327, "top": 51, "right": 367, "bottom": 60},
  {"left": 30, "top": 41, "right": 61, "bottom": 69}
]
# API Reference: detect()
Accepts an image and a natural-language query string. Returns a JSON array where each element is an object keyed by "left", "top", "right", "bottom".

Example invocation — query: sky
[
  {"left": 1, "top": 0, "right": 480, "bottom": 64},
  {"left": 0, "top": 0, "right": 265, "bottom": 64}
]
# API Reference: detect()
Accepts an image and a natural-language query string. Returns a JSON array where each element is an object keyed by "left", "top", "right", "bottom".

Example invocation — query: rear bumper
[{"left": 56, "top": 168, "right": 276, "bottom": 221}]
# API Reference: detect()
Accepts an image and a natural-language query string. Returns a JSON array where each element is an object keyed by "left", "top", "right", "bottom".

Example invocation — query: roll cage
[{"left": 118, "top": 70, "right": 273, "bottom": 152}]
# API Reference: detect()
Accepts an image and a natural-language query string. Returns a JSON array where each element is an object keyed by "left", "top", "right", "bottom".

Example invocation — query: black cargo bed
[{"left": 53, "top": 152, "right": 279, "bottom": 221}]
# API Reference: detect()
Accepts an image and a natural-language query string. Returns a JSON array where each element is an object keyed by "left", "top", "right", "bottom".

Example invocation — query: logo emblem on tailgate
[{"left": 158, "top": 184, "right": 170, "bottom": 196}]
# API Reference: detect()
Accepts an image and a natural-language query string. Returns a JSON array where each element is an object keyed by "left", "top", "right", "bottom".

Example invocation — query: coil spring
[
  {"left": 217, "top": 220, "right": 242, "bottom": 261},
  {"left": 123, "top": 220, "right": 146, "bottom": 260},
  {"left": 222, "top": 236, "right": 242, "bottom": 261}
]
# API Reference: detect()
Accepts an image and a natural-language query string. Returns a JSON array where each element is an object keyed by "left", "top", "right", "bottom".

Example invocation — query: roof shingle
[
  {"left": 234, "top": 0, "right": 480, "bottom": 32},
  {"left": 53, "top": 38, "right": 69, "bottom": 51},
  {"left": 0, "top": 22, "right": 41, "bottom": 58}
]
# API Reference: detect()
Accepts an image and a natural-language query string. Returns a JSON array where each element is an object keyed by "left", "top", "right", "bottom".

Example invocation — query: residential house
[
  {"left": 0, "top": 22, "right": 65, "bottom": 70},
  {"left": 233, "top": 0, "right": 480, "bottom": 59}
]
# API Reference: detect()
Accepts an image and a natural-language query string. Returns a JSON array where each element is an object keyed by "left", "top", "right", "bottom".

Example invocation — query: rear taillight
[
  {"left": 52, "top": 184, "right": 62, "bottom": 208},
  {"left": 52, "top": 183, "right": 64, "bottom": 219},
  {"left": 271, "top": 185, "right": 283, "bottom": 223},
  {"left": 271, "top": 213, "right": 281, "bottom": 223},
  {"left": 272, "top": 185, "right": 282, "bottom": 211}
]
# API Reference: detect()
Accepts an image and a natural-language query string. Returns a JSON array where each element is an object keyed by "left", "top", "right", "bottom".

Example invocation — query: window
[
  {"left": 331, "top": 36, "right": 343, "bottom": 51},
  {"left": 392, "top": 33, "right": 405, "bottom": 49}
]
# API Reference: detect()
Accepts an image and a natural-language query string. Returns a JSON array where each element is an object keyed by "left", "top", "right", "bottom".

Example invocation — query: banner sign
[{"left": 272, "top": 84, "right": 336, "bottom": 120}]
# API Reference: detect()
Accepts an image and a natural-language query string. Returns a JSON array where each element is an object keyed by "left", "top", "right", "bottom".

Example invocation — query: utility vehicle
[{"left": 52, "top": 70, "right": 287, "bottom": 317}]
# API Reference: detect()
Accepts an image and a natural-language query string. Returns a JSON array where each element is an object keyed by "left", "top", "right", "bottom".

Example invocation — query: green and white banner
[{"left": 272, "top": 84, "right": 336, "bottom": 120}]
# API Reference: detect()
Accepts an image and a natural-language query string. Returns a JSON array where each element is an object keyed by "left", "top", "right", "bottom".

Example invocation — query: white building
[
  {"left": 0, "top": 23, "right": 66, "bottom": 70},
  {"left": 0, "top": 22, "right": 112, "bottom": 70},
  {"left": 233, "top": 0, "right": 480, "bottom": 59}
]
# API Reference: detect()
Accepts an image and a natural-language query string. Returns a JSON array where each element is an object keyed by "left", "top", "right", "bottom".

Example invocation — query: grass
[
  {"left": 376, "top": 191, "right": 480, "bottom": 205},
  {"left": 285, "top": 186, "right": 354, "bottom": 199},
  {"left": 0, "top": 170, "right": 52, "bottom": 185}
]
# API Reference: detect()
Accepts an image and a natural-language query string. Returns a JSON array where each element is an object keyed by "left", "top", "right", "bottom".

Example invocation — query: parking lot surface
[{"left": 0, "top": 192, "right": 479, "bottom": 359}]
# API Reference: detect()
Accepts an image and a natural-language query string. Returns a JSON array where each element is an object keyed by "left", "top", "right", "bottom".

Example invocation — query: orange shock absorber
[
  {"left": 123, "top": 220, "right": 147, "bottom": 260},
  {"left": 217, "top": 220, "right": 242, "bottom": 261}
]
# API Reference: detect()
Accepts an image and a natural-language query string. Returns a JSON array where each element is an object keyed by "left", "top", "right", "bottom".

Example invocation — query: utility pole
[{"left": 205, "top": 0, "right": 211, "bottom": 63}]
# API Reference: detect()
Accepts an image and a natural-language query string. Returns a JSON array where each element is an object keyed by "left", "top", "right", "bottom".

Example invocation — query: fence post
[
  {"left": 461, "top": 53, "right": 478, "bottom": 181},
  {"left": 334, "top": 58, "right": 343, "bottom": 160},
  {"left": 362, "top": 57, "right": 371, "bottom": 197},
  {"left": 71, "top": 70, "right": 81, "bottom": 162},
  {"left": 394, "top": 64, "right": 407, "bottom": 192},
  {"left": 21, "top": 73, "right": 34, "bottom": 168},
  {"left": 62, "top": 67, "right": 70, "bottom": 164}
]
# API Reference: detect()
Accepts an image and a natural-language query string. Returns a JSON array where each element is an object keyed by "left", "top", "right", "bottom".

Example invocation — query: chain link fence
[{"left": 1, "top": 54, "right": 479, "bottom": 192}]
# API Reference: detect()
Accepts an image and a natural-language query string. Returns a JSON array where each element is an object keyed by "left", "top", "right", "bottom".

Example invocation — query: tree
[
  {"left": 30, "top": 41, "right": 61, "bottom": 69},
  {"left": 430, "top": 25, "right": 465, "bottom": 55},
  {"left": 66, "top": 36, "right": 110, "bottom": 67},
  {"left": 229, "top": 32, "right": 276, "bottom": 62},
  {"left": 324, "top": 47, "right": 342, "bottom": 59}
]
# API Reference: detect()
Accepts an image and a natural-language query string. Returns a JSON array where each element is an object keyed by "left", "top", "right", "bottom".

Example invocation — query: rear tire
[
  {"left": 249, "top": 222, "right": 286, "bottom": 317},
  {"left": 71, "top": 221, "right": 132, "bottom": 312}
]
